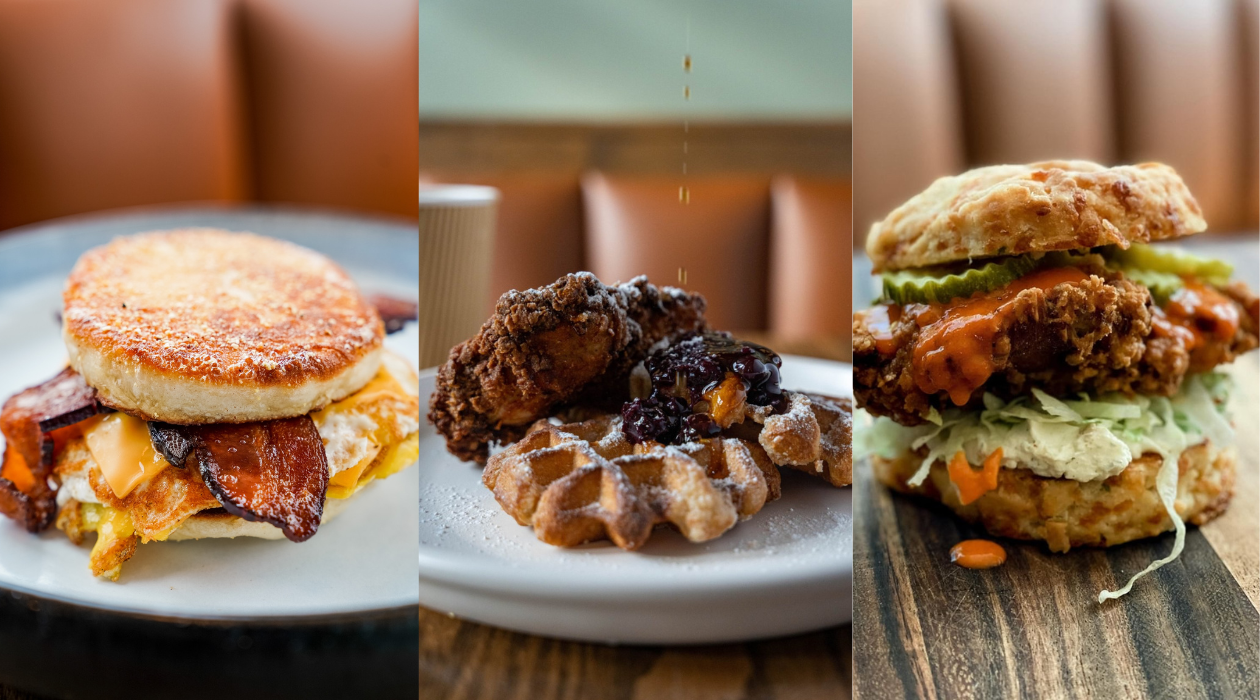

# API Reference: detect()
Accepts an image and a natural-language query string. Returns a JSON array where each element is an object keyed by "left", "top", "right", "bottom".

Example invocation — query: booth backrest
[
  {"left": 853, "top": 0, "right": 1259, "bottom": 240},
  {"left": 0, "top": 0, "right": 246, "bottom": 229},
  {"left": 0, "top": 0, "right": 418, "bottom": 231},
  {"left": 422, "top": 170, "right": 850, "bottom": 336}
]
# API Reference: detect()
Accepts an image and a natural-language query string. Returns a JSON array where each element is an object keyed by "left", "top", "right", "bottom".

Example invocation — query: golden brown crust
[
  {"left": 866, "top": 161, "right": 1206, "bottom": 272},
  {"left": 63, "top": 230, "right": 384, "bottom": 423},
  {"left": 482, "top": 415, "right": 780, "bottom": 550},
  {"left": 808, "top": 394, "right": 852, "bottom": 488},
  {"left": 427, "top": 273, "right": 707, "bottom": 464},
  {"left": 872, "top": 443, "right": 1234, "bottom": 552},
  {"left": 749, "top": 393, "right": 852, "bottom": 487}
]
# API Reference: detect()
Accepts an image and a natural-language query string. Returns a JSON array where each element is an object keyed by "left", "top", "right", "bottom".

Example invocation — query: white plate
[
  {"left": 0, "top": 219, "right": 420, "bottom": 619},
  {"left": 419, "top": 356, "right": 852, "bottom": 644}
]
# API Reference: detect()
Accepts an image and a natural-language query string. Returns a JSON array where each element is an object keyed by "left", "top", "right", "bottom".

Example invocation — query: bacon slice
[
  {"left": 0, "top": 443, "right": 54, "bottom": 532},
  {"left": 0, "top": 368, "right": 106, "bottom": 531},
  {"left": 148, "top": 421, "right": 195, "bottom": 468},
  {"left": 188, "top": 416, "right": 329, "bottom": 542},
  {"left": 368, "top": 293, "right": 419, "bottom": 334}
]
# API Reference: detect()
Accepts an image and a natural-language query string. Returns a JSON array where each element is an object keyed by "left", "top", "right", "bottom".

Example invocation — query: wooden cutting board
[{"left": 853, "top": 357, "right": 1259, "bottom": 699}]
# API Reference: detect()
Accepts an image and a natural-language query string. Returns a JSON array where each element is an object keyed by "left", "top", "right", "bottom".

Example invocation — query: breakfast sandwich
[
  {"left": 854, "top": 161, "right": 1258, "bottom": 600},
  {"left": 0, "top": 230, "right": 420, "bottom": 580}
]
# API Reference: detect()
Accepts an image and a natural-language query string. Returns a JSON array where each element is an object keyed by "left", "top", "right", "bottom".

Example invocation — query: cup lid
[{"left": 418, "top": 185, "right": 499, "bottom": 207}]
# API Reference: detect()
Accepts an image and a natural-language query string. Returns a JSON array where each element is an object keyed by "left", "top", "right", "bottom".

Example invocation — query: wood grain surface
[
  {"left": 420, "top": 609, "right": 850, "bottom": 700},
  {"left": 0, "top": 688, "right": 47, "bottom": 700},
  {"left": 853, "top": 357, "right": 1260, "bottom": 700}
]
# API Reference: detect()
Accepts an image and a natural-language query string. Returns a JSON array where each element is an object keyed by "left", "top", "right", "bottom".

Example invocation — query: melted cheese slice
[
  {"left": 315, "top": 350, "right": 420, "bottom": 499},
  {"left": 83, "top": 413, "right": 171, "bottom": 499},
  {"left": 78, "top": 350, "right": 417, "bottom": 504},
  {"left": 326, "top": 444, "right": 382, "bottom": 498}
]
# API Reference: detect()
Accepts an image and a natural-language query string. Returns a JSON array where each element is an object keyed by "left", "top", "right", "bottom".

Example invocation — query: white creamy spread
[{"left": 963, "top": 421, "right": 1132, "bottom": 482}]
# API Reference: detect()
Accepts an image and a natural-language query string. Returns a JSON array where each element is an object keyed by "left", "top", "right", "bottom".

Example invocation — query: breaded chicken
[
  {"left": 428, "top": 273, "right": 708, "bottom": 464},
  {"left": 854, "top": 272, "right": 1259, "bottom": 424}
]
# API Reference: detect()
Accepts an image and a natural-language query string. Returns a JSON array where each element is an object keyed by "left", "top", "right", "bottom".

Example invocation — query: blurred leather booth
[
  {"left": 419, "top": 122, "right": 851, "bottom": 342},
  {"left": 0, "top": 0, "right": 417, "bottom": 231},
  {"left": 854, "top": 0, "right": 1260, "bottom": 242}
]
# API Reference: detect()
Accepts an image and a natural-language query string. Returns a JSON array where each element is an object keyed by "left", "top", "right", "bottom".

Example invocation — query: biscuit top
[
  {"left": 866, "top": 161, "right": 1206, "bottom": 272},
  {"left": 63, "top": 230, "right": 384, "bottom": 389}
]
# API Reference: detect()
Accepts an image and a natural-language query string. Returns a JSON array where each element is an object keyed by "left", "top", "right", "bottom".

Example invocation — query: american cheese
[
  {"left": 84, "top": 413, "right": 171, "bottom": 499},
  {"left": 326, "top": 444, "right": 382, "bottom": 498}
]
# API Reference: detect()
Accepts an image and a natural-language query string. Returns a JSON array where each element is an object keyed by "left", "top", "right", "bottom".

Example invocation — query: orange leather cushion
[
  {"left": 419, "top": 172, "right": 583, "bottom": 310},
  {"left": 241, "top": 0, "right": 418, "bottom": 218},
  {"left": 853, "top": 0, "right": 964, "bottom": 239},
  {"left": 582, "top": 174, "right": 770, "bottom": 331},
  {"left": 949, "top": 0, "right": 1113, "bottom": 166},
  {"left": 0, "top": 0, "right": 245, "bottom": 230},
  {"left": 1244, "top": 0, "right": 1260, "bottom": 228},
  {"left": 770, "top": 177, "right": 851, "bottom": 341},
  {"left": 1111, "top": 0, "right": 1242, "bottom": 230}
]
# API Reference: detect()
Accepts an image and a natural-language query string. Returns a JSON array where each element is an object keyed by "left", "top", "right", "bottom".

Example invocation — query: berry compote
[{"left": 621, "top": 332, "right": 785, "bottom": 445}]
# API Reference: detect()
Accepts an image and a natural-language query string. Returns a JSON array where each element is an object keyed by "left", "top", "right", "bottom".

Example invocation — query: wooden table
[
  {"left": 853, "top": 357, "right": 1260, "bottom": 699},
  {"left": 0, "top": 687, "right": 49, "bottom": 699},
  {"left": 421, "top": 612, "right": 850, "bottom": 700},
  {"left": 420, "top": 337, "right": 851, "bottom": 700}
]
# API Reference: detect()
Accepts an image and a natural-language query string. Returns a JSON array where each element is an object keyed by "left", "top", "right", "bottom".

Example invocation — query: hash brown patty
[{"left": 872, "top": 442, "right": 1234, "bottom": 552}]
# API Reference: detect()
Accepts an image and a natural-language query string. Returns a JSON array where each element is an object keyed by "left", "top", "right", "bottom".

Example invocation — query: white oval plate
[
  {"left": 419, "top": 356, "right": 852, "bottom": 644},
  {"left": 0, "top": 215, "right": 420, "bottom": 619}
]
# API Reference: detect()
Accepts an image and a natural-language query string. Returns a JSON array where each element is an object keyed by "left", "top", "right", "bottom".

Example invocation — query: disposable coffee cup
[{"left": 418, "top": 185, "right": 499, "bottom": 368}]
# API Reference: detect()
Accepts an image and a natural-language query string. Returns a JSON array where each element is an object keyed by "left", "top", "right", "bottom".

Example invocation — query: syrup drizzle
[{"left": 680, "top": 15, "right": 691, "bottom": 206}]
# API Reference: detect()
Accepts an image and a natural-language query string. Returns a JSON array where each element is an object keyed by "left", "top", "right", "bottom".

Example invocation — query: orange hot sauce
[
  {"left": 950, "top": 539, "right": 1007, "bottom": 569},
  {"left": 911, "top": 267, "right": 1089, "bottom": 406},
  {"left": 1164, "top": 278, "right": 1240, "bottom": 348},
  {"left": 866, "top": 303, "right": 903, "bottom": 356},
  {"left": 947, "top": 448, "right": 1002, "bottom": 505}
]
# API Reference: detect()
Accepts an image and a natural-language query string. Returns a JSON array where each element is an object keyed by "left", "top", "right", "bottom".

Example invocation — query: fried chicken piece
[
  {"left": 854, "top": 273, "right": 1260, "bottom": 425},
  {"left": 428, "top": 273, "right": 707, "bottom": 463}
]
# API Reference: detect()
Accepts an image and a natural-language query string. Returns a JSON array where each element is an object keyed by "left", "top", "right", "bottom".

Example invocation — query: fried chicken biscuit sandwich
[
  {"left": 855, "top": 161, "right": 1258, "bottom": 600},
  {"left": 0, "top": 231, "right": 420, "bottom": 579}
]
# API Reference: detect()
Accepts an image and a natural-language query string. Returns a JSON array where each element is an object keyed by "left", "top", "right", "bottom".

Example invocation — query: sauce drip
[
  {"left": 911, "top": 267, "right": 1089, "bottom": 406},
  {"left": 950, "top": 539, "right": 1007, "bottom": 569},
  {"left": 947, "top": 448, "right": 1002, "bottom": 505},
  {"left": 1164, "top": 278, "right": 1240, "bottom": 350},
  {"left": 866, "top": 303, "right": 902, "bottom": 356}
]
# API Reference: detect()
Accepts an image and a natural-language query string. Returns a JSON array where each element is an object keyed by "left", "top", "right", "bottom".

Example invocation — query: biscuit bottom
[{"left": 872, "top": 442, "right": 1234, "bottom": 553}]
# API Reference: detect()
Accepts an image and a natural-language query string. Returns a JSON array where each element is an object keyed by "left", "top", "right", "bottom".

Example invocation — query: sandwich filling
[
  {"left": 857, "top": 245, "right": 1258, "bottom": 424},
  {"left": 855, "top": 243, "right": 1258, "bottom": 600},
  {"left": 0, "top": 351, "right": 419, "bottom": 580}
]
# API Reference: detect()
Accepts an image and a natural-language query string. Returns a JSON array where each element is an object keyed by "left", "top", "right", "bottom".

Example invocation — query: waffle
[
  {"left": 747, "top": 392, "right": 853, "bottom": 488},
  {"left": 482, "top": 415, "right": 781, "bottom": 550}
]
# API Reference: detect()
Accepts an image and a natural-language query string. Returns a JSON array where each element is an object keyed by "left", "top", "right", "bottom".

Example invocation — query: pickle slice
[
  {"left": 1106, "top": 244, "right": 1232, "bottom": 285},
  {"left": 881, "top": 256, "right": 1037, "bottom": 306},
  {"left": 1116, "top": 267, "right": 1183, "bottom": 304}
]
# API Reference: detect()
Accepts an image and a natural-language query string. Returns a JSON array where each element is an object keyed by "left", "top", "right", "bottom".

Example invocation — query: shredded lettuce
[{"left": 854, "top": 373, "right": 1235, "bottom": 602}]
